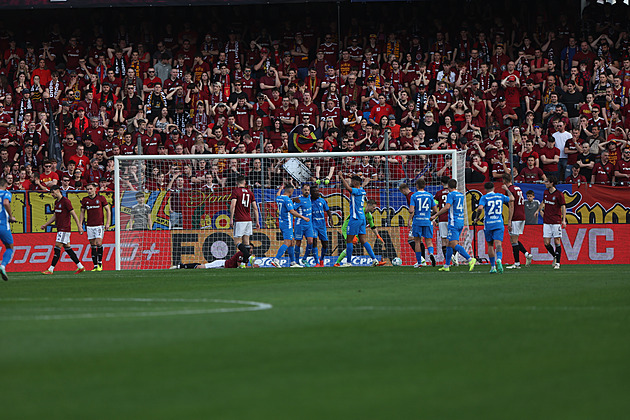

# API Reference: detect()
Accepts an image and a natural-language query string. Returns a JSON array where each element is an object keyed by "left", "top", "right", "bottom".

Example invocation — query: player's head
[
  {"left": 0, "top": 178, "right": 6, "bottom": 190},
  {"left": 415, "top": 178, "right": 426, "bottom": 190},
  {"left": 135, "top": 191, "right": 145, "bottom": 203},
  {"left": 49, "top": 184, "right": 62, "bottom": 199},
  {"left": 284, "top": 184, "right": 294, "bottom": 195},
  {"left": 398, "top": 182, "right": 409, "bottom": 194},
  {"left": 448, "top": 179, "right": 457, "bottom": 190},
  {"left": 526, "top": 190, "right": 535, "bottom": 201},
  {"left": 441, "top": 176, "right": 450, "bottom": 186},
  {"left": 301, "top": 184, "right": 310, "bottom": 197},
  {"left": 351, "top": 175, "right": 362, "bottom": 187},
  {"left": 237, "top": 175, "right": 247, "bottom": 186},
  {"left": 545, "top": 175, "right": 558, "bottom": 188},
  {"left": 311, "top": 185, "right": 320, "bottom": 199},
  {"left": 365, "top": 199, "right": 377, "bottom": 213},
  {"left": 484, "top": 182, "right": 495, "bottom": 192},
  {"left": 86, "top": 182, "right": 98, "bottom": 196},
  {"left": 502, "top": 173, "right": 512, "bottom": 185}
]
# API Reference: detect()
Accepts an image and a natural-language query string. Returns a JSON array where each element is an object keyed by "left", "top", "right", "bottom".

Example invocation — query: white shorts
[
  {"left": 543, "top": 224, "right": 562, "bottom": 239},
  {"left": 439, "top": 222, "right": 448, "bottom": 239},
  {"left": 86, "top": 226, "right": 105, "bottom": 240},
  {"left": 233, "top": 221, "right": 253, "bottom": 238},
  {"left": 203, "top": 260, "right": 226, "bottom": 269},
  {"left": 56, "top": 231, "right": 71, "bottom": 245},
  {"left": 510, "top": 220, "right": 525, "bottom": 236}
]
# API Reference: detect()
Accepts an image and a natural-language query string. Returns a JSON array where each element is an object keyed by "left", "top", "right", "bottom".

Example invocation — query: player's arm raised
[{"left": 340, "top": 176, "right": 353, "bottom": 193}]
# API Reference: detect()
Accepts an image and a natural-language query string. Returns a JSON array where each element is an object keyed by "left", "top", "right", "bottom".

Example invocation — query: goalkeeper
[
  {"left": 334, "top": 199, "right": 386, "bottom": 267},
  {"left": 170, "top": 250, "right": 256, "bottom": 269}
]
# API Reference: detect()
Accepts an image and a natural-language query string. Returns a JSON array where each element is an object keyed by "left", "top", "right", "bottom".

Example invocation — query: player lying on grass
[
  {"left": 431, "top": 178, "right": 476, "bottom": 272},
  {"left": 170, "top": 251, "right": 257, "bottom": 269}
]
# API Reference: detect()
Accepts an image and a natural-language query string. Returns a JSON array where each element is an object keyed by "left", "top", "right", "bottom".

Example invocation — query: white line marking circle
[{"left": 0, "top": 298, "right": 273, "bottom": 321}]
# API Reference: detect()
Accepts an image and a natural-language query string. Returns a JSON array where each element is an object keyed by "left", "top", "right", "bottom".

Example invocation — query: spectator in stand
[
  {"left": 565, "top": 165, "right": 587, "bottom": 184},
  {"left": 516, "top": 156, "right": 546, "bottom": 183},
  {"left": 591, "top": 150, "right": 614, "bottom": 185},
  {"left": 614, "top": 147, "right": 630, "bottom": 186},
  {"left": 540, "top": 136, "right": 560, "bottom": 179}
]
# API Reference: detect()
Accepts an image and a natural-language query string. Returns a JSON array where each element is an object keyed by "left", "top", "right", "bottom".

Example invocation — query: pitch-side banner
[
  {"left": 8, "top": 184, "right": 630, "bottom": 234},
  {"left": 5, "top": 224, "right": 629, "bottom": 272},
  {"left": 0, "top": 0, "right": 329, "bottom": 9}
]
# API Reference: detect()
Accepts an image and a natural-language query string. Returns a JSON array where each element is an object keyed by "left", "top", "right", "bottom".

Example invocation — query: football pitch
[{"left": 1, "top": 265, "right": 629, "bottom": 420}]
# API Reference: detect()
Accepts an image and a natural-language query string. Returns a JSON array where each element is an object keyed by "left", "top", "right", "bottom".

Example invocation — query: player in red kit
[
  {"left": 502, "top": 174, "right": 533, "bottom": 269},
  {"left": 169, "top": 250, "right": 257, "bottom": 269},
  {"left": 230, "top": 175, "right": 260, "bottom": 266},
  {"left": 435, "top": 176, "right": 454, "bottom": 265},
  {"left": 534, "top": 176, "right": 566, "bottom": 269},
  {"left": 40, "top": 185, "right": 85, "bottom": 274},
  {"left": 79, "top": 183, "right": 111, "bottom": 271}
]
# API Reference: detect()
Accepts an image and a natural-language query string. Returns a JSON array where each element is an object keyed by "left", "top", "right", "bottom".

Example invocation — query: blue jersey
[
  {"left": 311, "top": 197, "right": 329, "bottom": 229},
  {"left": 446, "top": 191, "right": 466, "bottom": 228},
  {"left": 410, "top": 190, "right": 434, "bottom": 227},
  {"left": 293, "top": 195, "right": 312, "bottom": 226},
  {"left": 479, "top": 192, "right": 510, "bottom": 230},
  {"left": 276, "top": 195, "right": 294, "bottom": 228},
  {"left": 350, "top": 187, "right": 366, "bottom": 221},
  {"left": 0, "top": 190, "right": 11, "bottom": 231}
]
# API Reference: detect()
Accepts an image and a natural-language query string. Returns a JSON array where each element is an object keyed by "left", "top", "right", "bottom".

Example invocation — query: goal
[{"left": 113, "top": 149, "right": 470, "bottom": 270}]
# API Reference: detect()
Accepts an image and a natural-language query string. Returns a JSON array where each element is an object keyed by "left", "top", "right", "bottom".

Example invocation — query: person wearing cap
[
  {"left": 492, "top": 96, "right": 517, "bottom": 130},
  {"left": 73, "top": 106, "right": 89, "bottom": 138}
]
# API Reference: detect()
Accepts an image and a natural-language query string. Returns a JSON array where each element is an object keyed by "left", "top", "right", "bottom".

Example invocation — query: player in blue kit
[
  {"left": 407, "top": 178, "right": 437, "bottom": 267},
  {"left": 431, "top": 179, "right": 476, "bottom": 272},
  {"left": 310, "top": 185, "right": 332, "bottom": 267},
  {"left": 272, "top": 184, "right": 310, "bottom": 268},
  {"left": 474, "top": 182, "right": 514, "bottom": 273},
  {"left": 293, "top": 184, "right": 315, "bottom": 267},
  {"left": 340, "top": 175, "right": 382, "bottom": 267},
  {"left": 0, "top": 178, "right": 16, "bottom": 280}
]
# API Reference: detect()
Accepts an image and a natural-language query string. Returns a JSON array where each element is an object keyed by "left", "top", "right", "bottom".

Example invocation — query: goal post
[{"left": 114, "top": 149, "right": 470, "bottom": 270}]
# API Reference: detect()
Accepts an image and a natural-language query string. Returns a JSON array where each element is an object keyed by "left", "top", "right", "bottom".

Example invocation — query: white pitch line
[
  {"left": 295, "top": 305, "right": 629, "bottom": 312},
  {"left": 0, "top": 298, "right": 272, "bottom": 321}
]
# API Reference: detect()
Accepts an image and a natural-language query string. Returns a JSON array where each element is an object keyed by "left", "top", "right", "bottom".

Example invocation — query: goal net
[{"left": 114, "top": 149, "right": 469, "bottom": 270}]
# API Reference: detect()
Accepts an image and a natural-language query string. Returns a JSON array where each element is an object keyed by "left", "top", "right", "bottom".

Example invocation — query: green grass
[{"left": 1, "top": 265, "right": 629, "bottom": 420}]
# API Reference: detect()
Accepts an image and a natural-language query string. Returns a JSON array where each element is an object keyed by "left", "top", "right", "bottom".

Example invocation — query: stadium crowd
[{"left": 0, "top": 0, "right": 630, "bottom": 193}]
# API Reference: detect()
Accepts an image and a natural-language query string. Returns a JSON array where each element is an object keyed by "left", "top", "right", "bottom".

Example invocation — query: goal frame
[{"left": 114, "top": 149, "right": 464, "bottom": 270}]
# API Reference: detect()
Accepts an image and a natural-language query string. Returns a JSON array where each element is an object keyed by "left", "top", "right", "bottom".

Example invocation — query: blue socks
[
  {"left": 490, "top": 256, "right": 496, "bottom": 268},
  {"left": 363, "top": 242, "right": 376, "bottom": 259},
  {"left": 454, "top": 245, "right": 471, "bottom": 261},
  {"left": 276, "top": 244, "right": 288, "bottom": 259},
  {"left": 304, "top": 243, "right": 313, "bottom": 259},
  {"left": 313, "top": 247, "right": 319, "bottom": 261},
  {"left": 295, "top": 246, "right": 301, "bottom": 260},
  {"left": 288, "top": 246, "right": 295, "bottom": 263},
  {"left": 1, "top": 248, "right": 13, "bottom": 267},
  {"left": 415, "top": 251, "right": 423, "bottom": 264},
  {"left": 497, "top": 251, "right": 502, "bottom": 262},
  {"left": 445, "top": 246, "right": 453, "bottom": 266},
  {"left": 428, "top": 246, "right": 434, "bottom": 258},
  {"left": 346, "top": 243, "right": 353, "bottom": 264}
]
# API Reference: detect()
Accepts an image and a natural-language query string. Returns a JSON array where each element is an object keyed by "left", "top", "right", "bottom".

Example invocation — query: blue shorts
[
  {"left": 280, "top": 226, "right": 294, "bottom": 241},
  {"left": 294, "top": 223, "right": 314, "bottom": 240},
  {"left": 347, "top": 219, "right": 366, "bottom": 236},
  {"left": 0, "top": 229, "right": 13, "bottom": 246},
  {"left": 412, "top": 225, "right": 433, "bottom": 239},
  {"left": 484, "top": 227, "right": 504, "bottom": 243},
  {"left": 312, "top": 225, "right": 329, "bottom": 241},
  {"left": 447, "top": 226, "right": 463, "bottom": 242}
]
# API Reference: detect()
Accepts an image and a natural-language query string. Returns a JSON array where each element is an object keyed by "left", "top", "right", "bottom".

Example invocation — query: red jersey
[
  {"left": 435, "top": 188, "right": 450, "bottom": 222},
  {"left": 614, "top": 158, "right": 630, "bottom": 186},
  {"left": 592, "top": 161, "right": 614, "bottom": 185},
  {"left": 542, "top": 188, "right": 565, "bottom": 225},
  {"left": 508, "top": 185, "right": 525, "bottom": 221},
  {"left": 564, "top": 174, "right": 587, "bottom": 184},
  {"left": 80, "top": 194, "right": 108, "bottom": 227},
  {"left": 516, "top": 166, "right": 545, "bottom": 183},
  {"left": 224, "top": 251, "right": 245, "bottom": 268},
  {"left": 55, "top": 196, "right": 74, "bottom": 232},
  {"left": 230, "top": 187, "right": 255, "bottom": 222},
  {"left": 539, "top": 146, "right": 560, "bottom": 172}
]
